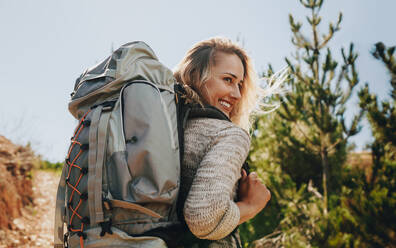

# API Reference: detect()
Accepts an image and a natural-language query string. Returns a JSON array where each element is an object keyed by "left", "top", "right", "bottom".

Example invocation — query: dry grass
[{"left": 346, "top": 151, "right": 373, "bottom": 181}]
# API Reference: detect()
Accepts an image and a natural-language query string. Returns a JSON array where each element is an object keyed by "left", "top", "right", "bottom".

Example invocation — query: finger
[
  {"left": 265, "top": 188, "right": 271, "bottom": 202},
  {"left": 241, "top": 169, "right": 247, "bottom": 179},
  {"left": 249, "top": 172, "right": 258, "bottom": 179}
]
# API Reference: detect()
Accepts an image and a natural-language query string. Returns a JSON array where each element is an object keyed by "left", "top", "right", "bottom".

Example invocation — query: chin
[
  {"left": 221, "top": 110, "right": 230, "bottom": 118},
  {"left": 215, "top": 105, "right": 230, "bottom": 118}
]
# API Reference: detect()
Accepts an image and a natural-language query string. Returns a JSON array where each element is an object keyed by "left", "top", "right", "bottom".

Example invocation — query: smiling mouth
[{"left": 219, "top": 99, "right": 231, "bottom": 109}]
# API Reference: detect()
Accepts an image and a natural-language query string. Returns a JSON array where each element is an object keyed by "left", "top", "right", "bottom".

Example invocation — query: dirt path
[{"left": 0, "top": 170, "right": 60, "bottom": 248}]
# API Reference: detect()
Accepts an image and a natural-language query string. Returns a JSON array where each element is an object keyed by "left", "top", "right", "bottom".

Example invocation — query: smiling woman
[
  {"left": 174, "top": 37, "right": 261, "bottom": 131},
  {"left": 200, "top": 51, "right": 244, "bottom": 118},
  {"left": 174, "top": 37, "right": 272, "bottom": 247}
]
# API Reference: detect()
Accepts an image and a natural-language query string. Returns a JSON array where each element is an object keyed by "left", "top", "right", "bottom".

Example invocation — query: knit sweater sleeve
[{"left": 183, "top": 124, "right": 250, "bottom": 240}]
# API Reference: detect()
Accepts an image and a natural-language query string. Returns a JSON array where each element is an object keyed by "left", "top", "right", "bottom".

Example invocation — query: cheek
[
  {"left": 206, "top": 92, "right": 218, "bottom": 106},
  {"left": 201, "top": 81, "right": 218, "bottom": 104},
  {"left": 200, "top": 85, "right": 215, "bottom": 105},
  {"left": 202, "top": 78, "right": 229, "bottom": 105},
  {"left": 208, "top": 86, "right": 225, "bottom": 105}
]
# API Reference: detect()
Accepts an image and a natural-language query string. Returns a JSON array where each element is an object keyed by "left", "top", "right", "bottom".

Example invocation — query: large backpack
[{"left": 54, "top": 41, "right": 230, "bottom": 248}]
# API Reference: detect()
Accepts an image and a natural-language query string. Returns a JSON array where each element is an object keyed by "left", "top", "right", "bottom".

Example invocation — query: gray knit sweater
[{"left": 178, "top": 118, "right": 250, "bottom": 247}]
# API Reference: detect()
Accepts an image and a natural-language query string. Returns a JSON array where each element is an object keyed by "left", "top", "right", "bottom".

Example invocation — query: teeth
[{"left": 219, "top": 100, "right": 231, "bottom": 108}]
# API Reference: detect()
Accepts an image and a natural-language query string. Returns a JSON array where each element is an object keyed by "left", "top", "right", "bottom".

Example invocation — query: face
[{"left": 200, "top": 52, "right": 244, "bottom": 118}]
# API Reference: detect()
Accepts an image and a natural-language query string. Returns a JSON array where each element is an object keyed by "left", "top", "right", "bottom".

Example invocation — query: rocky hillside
[
  {"left": 0, "top": 135, "right": 35, "bottom": 230},
  {"left": 0, "top": 170, "right": 59, "bottom": 247},
  {"left": 0, "top": 135, "right": 60, "bottom": 247}
]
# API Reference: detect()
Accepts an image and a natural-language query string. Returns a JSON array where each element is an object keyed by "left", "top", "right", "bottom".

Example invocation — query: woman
[{"left": 174, "top": 37, "right": 272, "bottom": 247}]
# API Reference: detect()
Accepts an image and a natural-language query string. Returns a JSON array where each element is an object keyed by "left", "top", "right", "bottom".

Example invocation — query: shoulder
[
  {"left": 186, "top": 118, "right": 250, "bottom": 150},
  {"left": 186, "top": 118, "right": 249, "bottom": 137}
]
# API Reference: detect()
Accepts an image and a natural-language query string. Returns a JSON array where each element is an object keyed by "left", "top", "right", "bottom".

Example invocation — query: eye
[
  {"left": 224, "top": 77, "right": 233, "bottom": 83},
  {"left": 238, "top": 82, "right": 243, "bottom": 90}
]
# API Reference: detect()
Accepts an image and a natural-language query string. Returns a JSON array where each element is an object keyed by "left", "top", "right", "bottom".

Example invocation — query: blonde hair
[
  {"left": 174, "top": 37, "right": 287, "bottom": 131},
  {"left": 173, "top": 37, "right": 255, "bottom": 130}
]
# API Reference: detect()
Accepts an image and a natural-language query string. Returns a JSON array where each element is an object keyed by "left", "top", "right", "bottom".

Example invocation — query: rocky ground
[{"left": 0, "top": 170, "right": 59, "bottom": 248}]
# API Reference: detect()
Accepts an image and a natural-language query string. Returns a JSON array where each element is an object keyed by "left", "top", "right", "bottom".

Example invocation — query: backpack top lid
[{"left": 69, "top": 41, "right": 177, "bottom": 119}]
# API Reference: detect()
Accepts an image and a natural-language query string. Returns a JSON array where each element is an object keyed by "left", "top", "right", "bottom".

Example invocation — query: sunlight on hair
[{"left": 256, "top": 67, "right": 290, "bottom": 115}]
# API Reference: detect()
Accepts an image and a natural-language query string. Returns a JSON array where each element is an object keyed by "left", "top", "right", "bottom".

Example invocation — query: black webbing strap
[
  {"left": 188, "top": 105, "right": 230, "bottom": 121},
  {"left": 171, "top": 84, "right": 249, "bottom": 247}
]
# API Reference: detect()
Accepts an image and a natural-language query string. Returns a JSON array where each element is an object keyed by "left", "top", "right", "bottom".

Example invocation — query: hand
[{"left": 236, "top": 169, "right": 271, "bottom": 224}]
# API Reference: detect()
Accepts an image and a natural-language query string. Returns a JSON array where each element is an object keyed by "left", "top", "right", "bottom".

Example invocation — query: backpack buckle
[
  {"left": 103, "top": 198, "right": 112, "bottom": 211},
  {"left": 99, "top": 219, "right": 113, "bottom": 237},
  {"left": 63, "top": 233, "right": 69, "bottom": 248},
  {"left": 91, "top": 100, "right": 116, "bottom": 111},
  {"left": 102, "top": 105, "right": 113, "bottom": 112}
]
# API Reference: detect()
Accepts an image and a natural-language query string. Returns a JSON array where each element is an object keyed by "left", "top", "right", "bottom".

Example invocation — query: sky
[{"left": 0, "top": 0, "right": 395, "bottom": 162}]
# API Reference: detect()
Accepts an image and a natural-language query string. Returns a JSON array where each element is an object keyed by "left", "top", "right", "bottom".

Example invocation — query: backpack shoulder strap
[
  {"left": 188, "top": 105, "right": 230, "bottom": 121},
  {"left": 174, "top": 83, "right": 231, "bottom": 171}
]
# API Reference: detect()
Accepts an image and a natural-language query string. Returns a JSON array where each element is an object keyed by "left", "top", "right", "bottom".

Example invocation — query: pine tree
[
  {"left": 359, "top": 42, "right": 396, "bottom": 159},
  {"left": 264, "top": 0, "right": 362, "bottom": 215},
  {"left": 341, "top": 42, "right": 396, "bottom": 247},
  {"left": 242, "top": 1, "right": 366, "bottom": 246}
]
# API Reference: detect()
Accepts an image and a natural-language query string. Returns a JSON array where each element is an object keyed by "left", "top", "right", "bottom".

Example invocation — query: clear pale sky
[{"left": 0, "top": 0, "right": 395, "bottom": 162}]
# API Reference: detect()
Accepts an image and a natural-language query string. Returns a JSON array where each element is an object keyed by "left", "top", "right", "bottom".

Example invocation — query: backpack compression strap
[
  {"left": 88, "top": 101, "right": 114, "bottom": 225},
  {"left": 54, "top": 162, "right": 68, "bottom": 248}
]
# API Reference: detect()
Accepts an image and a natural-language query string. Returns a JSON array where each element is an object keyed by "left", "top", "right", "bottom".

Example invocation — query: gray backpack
[{"left": 54, "top": 41, "right": 229, "bottom": 248}]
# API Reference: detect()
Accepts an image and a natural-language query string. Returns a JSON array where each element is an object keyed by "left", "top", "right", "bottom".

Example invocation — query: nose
[{"left": 230, "top": 84, "right": 241, "bottom": 100}]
